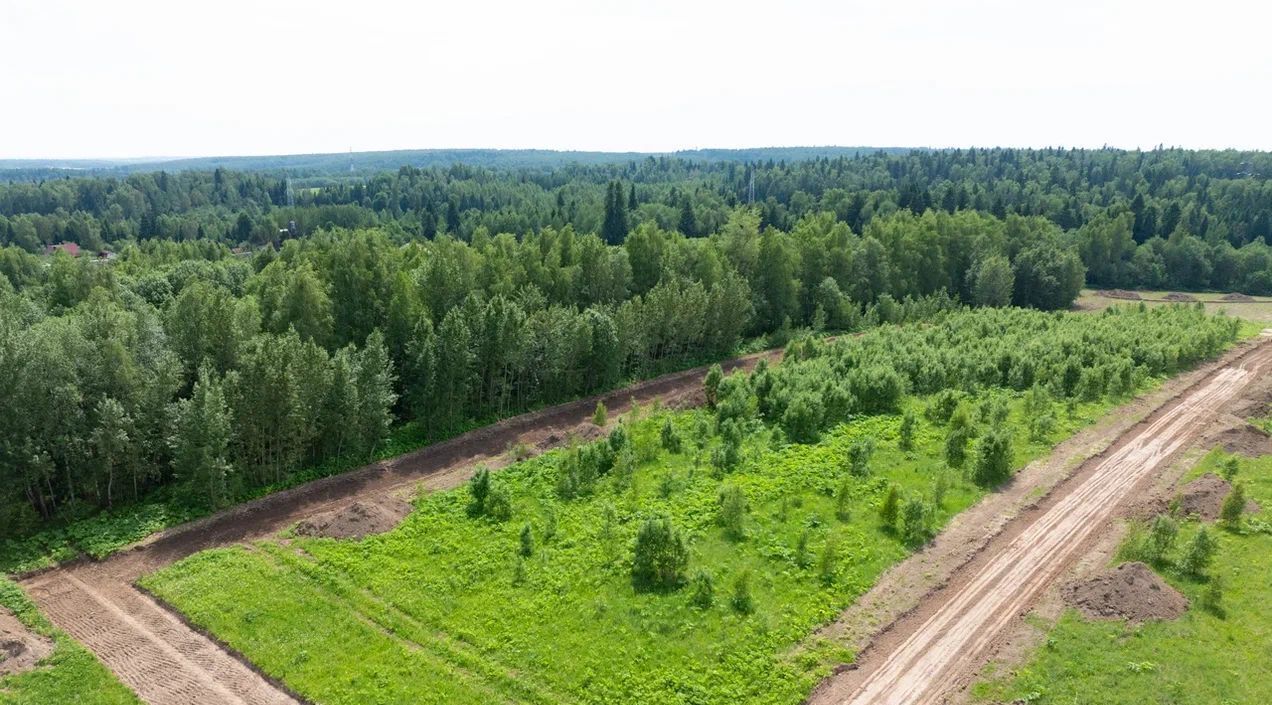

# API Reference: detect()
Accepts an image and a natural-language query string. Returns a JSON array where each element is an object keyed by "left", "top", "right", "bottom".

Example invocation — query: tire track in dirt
[
  {"left": 820, "top": 337, "right": 1272, "bottom": 705},
  {"left": 16, "top": 347, "right": 779, "bottom": 705}
]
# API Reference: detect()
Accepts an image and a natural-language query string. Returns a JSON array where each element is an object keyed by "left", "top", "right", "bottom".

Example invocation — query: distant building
[{"left": 44, "top": 242, "right": 81, "bottom": 257}]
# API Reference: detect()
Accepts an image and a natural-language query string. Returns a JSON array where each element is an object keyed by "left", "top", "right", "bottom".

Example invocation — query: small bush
[
  {"left": 1220, "top": 457, "right": 1239, "bottom": 482},
  {"left": 846, "top": 437, "right": 875, "bottom": 477},
  {"left": 834, "top": 477, "right": 852, "bottom": 521},
  {"left": 970, "top": 428, "right": 1013, "bottom": 487},
  {"left": 1145, "top": 514, "right": 1178, "bottom": 565},
  {"left": 731, "top": 570, "right": 754, "bottom": 614},
  {"left": 1220, "top": 483, "right": 1246, "bottom": 528},
  {"left": 631, "top": 515, "right": 689, "bottom": 591},
  {"left": 660, "top": 419, "right": 682, "bottom": 454},
  {"left": 717, "top": 484, "right": 749, "bottom": 541},
  {"left": 879, "top": 485, "right": 900, "bottom": 529},
  {"left": 1179, "top": 527, "right": 1217, "bottom": 577},
  {"left": 519, "top": 523, "right": 534, "bottom": 557},
  {"left": 689, "top": 569, "right": 714, "bottom": 609},
  {"left": 901, "top": 497, "right": 931, "bottom": 545},
  {"left": 898, "top": 411, "right": 916, "bottom": 452},
  {"left": 484, "top": 486, "right": 513, "bottom": 522},
  {"left": 818, "top": 539, "right": 839, "bottom": 586},
  {"left": 593, "top": 401, "right": 608, "bottom": 427},
  {"left": 468, "top": 467, "right": 492, "bottom": 517}
]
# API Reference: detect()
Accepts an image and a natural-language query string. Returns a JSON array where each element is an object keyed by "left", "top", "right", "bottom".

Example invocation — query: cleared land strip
[
  {"left": 17, "top": 348, "right": 777, "bottom": 705},
  {"left": 829, "top": 340, "right": 1272, "bottom": 705}
]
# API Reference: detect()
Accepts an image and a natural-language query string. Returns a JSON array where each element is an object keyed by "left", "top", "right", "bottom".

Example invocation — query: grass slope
[
  {"left": 973, "top": 450, "right": 1272, "bottom": 705},
  {"left": 144, "top": 392, "right": 1117, "bottom": 705}
]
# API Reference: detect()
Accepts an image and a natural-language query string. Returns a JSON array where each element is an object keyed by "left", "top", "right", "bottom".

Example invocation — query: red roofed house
[{"left": 44, "top": 242, "right": 82, "bottom": 257}]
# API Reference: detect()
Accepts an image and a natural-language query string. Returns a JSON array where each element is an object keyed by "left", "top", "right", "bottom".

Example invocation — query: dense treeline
[
  {"left": 0, "top": 199, "right": 1096, "bottom": 535},
  {"left": 2, "top": 148, "right": 1271, "bottom": 292}
]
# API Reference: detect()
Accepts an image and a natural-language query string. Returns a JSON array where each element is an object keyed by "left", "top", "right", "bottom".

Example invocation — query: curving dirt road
[
  {"left": 17, "top": 349, "right": 778, "bottom": 705},
  {"left": 817, "top": 336, "right": 1272, "bottom": 705}
]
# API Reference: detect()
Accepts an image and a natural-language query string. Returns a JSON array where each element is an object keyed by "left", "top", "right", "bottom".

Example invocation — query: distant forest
[
  {"left": 2, "top": 147, "right": 1271, "bottom": 293},
  {"left": 1, "top": 146, "right": 1270, "bottom": 537}
]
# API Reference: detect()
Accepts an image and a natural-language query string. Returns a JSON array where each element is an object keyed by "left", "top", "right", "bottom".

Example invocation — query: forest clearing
[{"left": 6, "top": 306, "right": 1254, "bottom": 705}]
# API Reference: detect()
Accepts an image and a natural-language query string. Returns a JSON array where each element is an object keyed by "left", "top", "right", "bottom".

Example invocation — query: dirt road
[
  {"left": 17, "top": 349, "right": 778, "bottom": 705},
  {"left": 816, "top": 336, "right": 1272, "bottom": 705}
]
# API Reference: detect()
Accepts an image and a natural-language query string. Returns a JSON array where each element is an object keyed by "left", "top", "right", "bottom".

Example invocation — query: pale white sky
[{"left": 2, "top": 0, "right": 1269, "bottom": 159}]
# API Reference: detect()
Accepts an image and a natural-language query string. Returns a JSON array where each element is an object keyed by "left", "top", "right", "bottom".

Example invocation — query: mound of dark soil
[
  {"left": 1210, "top": 420, "right": 1272, "bottom": 457},
  {"left": 1177, "top": 473, "right": 1261, "bottom": 520},
  {"left": 1061, "top": 562, "right": 1188, "bottom": 622},
  {"left": 1162, "top": 292, "right": 1198, "bottom": 302},
  {"left": 293, "top": 499, "right": 411, "bottom": 540},
  {"left": 1096, "top": 289, "right": 1142, "bottom": 300},
  {"left": 665, "top": 386, "right": 707, "bottom": 410},
  {"left": 1222, "top": 292, "right": 1256, "bottom": 302},
  {"left": 534, "top": 423, "right": 606, "bottom": 451},
  {"left": 0, "top": 609, "right": 52, "bottom": 676}
]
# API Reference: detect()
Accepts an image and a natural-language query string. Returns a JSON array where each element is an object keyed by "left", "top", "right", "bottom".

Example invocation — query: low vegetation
[
  {"left": 0, "top": 578, "right": 140, "bottom": 705},
  {"left": 141, "top": 306, "right": 1238, "bottom": 705},
  {"left": 973, "top": 450, "right": 1272, "bottom": 705}
]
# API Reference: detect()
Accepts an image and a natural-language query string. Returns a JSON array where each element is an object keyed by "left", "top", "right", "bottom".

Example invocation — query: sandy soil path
[
  {"left": 813, "top": 336, "right": 1272, "bottom": 705},
  {"left": 17, "top": 348, "right": 778, "bottom": 705}
]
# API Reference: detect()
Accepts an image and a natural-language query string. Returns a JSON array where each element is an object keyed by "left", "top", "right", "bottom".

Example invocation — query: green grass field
[
  {"left": 143, "top": 391, "right": 1119, "bottom": 705},
  {"left": 0, "top": 579, "right": 140, "bottom": 705},
  {"left": 1077, "top": 289, "right": 1272, "bottom": 324},
  {"left": 973, "top": 450, "right": 1272, "bottom": 705}
]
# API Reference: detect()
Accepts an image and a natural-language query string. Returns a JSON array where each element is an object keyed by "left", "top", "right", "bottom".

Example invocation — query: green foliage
[
  {"left": 1145, "top": 514, "right": 1179, "bottom": 565},
  {"left": 717, "top": 483, "right": 749, "bottom": 541},
  {"left": 1180, "top": 527, "right": 1217, "bottom": 577},
  {"left": 689, "top": 569, "right": 714, "bottom": 609},
  {"left": 900, "top": 496, "right": 932, "bottom": 545},
  {"left": 898, "top": 411, "right": 916, "bottom": 452},
  {"left": 519, "top": 523, "right": 534, "bottom": 557},
  {"left": 468, "top": 467, "right": 492, "bottom": 517},
  {"left": 660, "top": 419, "right": 682, "bottom": 454},
  {"left": 879, "top": 485, "right": 901, "bottom": 529},
  {"left": 631, "top": 515, "right": 689, "bottom": 591},
  {"left": 970, "top": 428, "right": 1014, "bottom": 487},
  {"left": 846, "top": 437, "right": 876, "bottom": 478},
  {"left": 593, "top": 401, "right": 608, "bottom": 427},
  {"left": 730, "top": 569, "right": 755, "bottom": 615},
  {"left": 133, "top": 307, "right": 1232, "bottom": 705},
  {"left": 1221, "top": 456, "right": 1240, "bottom": 482},
  {"left": 1220, "top": 483, "right": 1246, "bottom": 528}
]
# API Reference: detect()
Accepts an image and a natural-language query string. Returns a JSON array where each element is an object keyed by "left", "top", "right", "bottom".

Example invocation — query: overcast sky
[{"left": 2, "top": 0, "right": 1270, "bottom": 159}]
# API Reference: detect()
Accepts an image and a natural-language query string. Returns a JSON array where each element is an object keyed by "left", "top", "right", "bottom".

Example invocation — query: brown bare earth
[
  {"left": 1162, "top": 292, "right": 1198, "bottom": 302},
  {"left": 0, "top": 608, "right": 53, "bottom": 677},
  {"left": 1095, "top": 289, "right": 1142, "bottom": 300},
  {"left": 807, "top": 333, "right": 1272, "bottom": 705},
  {"left": 292, "top": 497, "right": 412, "bottom": 540},
  {"left": 1177, "top": 472, "right": 1261, "bottom": 520},
  {"left": 1059, "top": 562, "right": 1188, "bottom": 622},
  {"left": 17, "top": 347, "right": 779, "bottom": 705},
  {"left": 1223, "top": 292, "right": 1257, "bottom": 302}
]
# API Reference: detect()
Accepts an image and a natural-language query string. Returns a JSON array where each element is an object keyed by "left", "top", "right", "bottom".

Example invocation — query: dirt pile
[
  {"left": 292, "top": 498, "right": 411, "bottom": 540},
  {"left": 1061, "top": 562, "right": 1188, "bottom": 622},
  {"left": 1222, "top": 292, "right": 1256, "bottom": 302},
  {"left": 533, "top": 423, "right": 605, "bottom": 451},
  {"left": 1203, "top": 418, "right": 1272, "bottom": 456},
  {"left": 1177, "top": 473, "right": 1261, "bottom": 520},
  {"left": 0, "top": 609, "right": 53, "bottom": 676},
  {"left": 1162, "top": 292, "right": 1198, "bottom": 302},
  {"left": 1096, "top": 289, "right": 1142, "bottom": 300}
]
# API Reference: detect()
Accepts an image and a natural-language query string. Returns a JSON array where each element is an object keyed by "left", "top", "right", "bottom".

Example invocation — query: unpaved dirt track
[
  {"left": 16, "top": 348, "right": 778, "bottom": 705},
  {"left": 822, "top": 338, "right": 1272, "bottom": 705}
]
